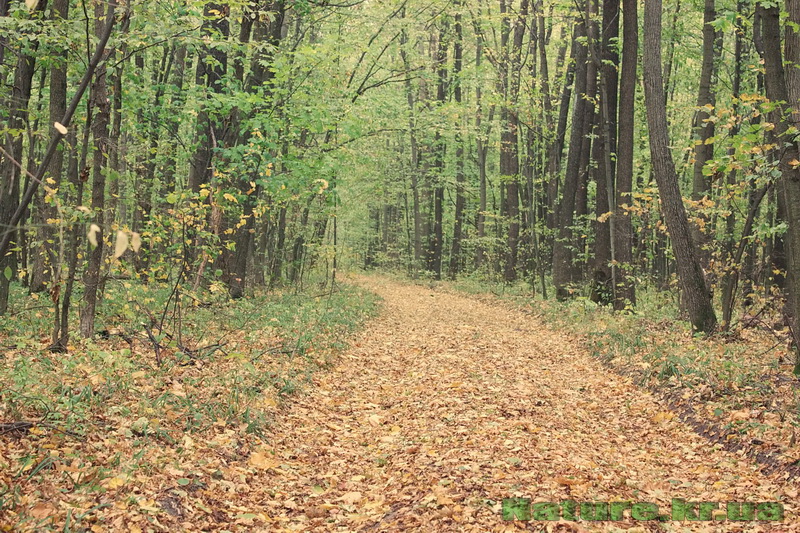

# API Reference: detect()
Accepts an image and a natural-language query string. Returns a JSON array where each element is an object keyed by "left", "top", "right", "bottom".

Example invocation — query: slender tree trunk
[
  {"left": 428, "top": 26, "right": 448, "bottom": 280},
  {"left": 690, "top": 0, "right": 722, "bottom": 267},
  {"left": 475, "top": 34, "right": 489, "bottom": 269},
  {"left": 589, "top": 0, "right": 618, "bottom": 305},
  {"left": 188, "top": 3, "right": 230, "bottom": 194},
  {"left": 500, "top": 0, "right": 528, "bottom": 282},
  {"left": 642, "top": 0, "right": 717, "bottom": 333},
  {"left": 546, "top": 27, "right": 576, "bottom": 233},
  {"left": 400, "top": 24, "right": 423, "bottom": 274},
  {"left": 43, "top": 0, "right": 70, "bottom": 345},
  {"left": 79, "top": 2, "right": 114, "bottom": 338},
  {"left": 614, "top": 0, "right": 637, "bottom": 309},
  {"left": 553, "top": 4, "right": 588, "bottom": 299},
  {"left": 449, "top": 7, "right": 465, "bottom": 280}
]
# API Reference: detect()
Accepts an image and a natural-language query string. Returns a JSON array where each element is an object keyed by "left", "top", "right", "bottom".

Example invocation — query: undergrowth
[{"left": 0, "top": 280, "right": 379, "bottom": 530}]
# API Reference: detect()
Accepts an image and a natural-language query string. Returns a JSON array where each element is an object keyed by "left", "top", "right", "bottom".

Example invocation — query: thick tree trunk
[
  {"left": 762, "top": 1, "right": 800, "bottom": 372},
  {"left": 642, "top": 0, "right": 717, "bottom": 333},
  {"left": 229, "top": 1, "right": 285, "bottom": 298},
  {"left": 0, "top": 1, "right": 47, "bottom": 314}
]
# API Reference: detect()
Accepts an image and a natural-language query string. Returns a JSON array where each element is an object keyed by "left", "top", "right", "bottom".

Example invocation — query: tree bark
[
  {"left": 0, "top": 0, "right": 48, "bottom": 314},
  {"left": 79, "top": 1, "right": 115, "bottom": 338},
  {"left": 690, "top": 0, "right": 722, "bottom": 267},
  {"left": 500, "top": 0, "right": 528, "bottom": 282},
  {"left": 553, "top": 4, "right": 588, "bottom": 299},
  {"left": 614, "top": 0, "right": 637, "bottom": 309},
  {"left": 642, "top": 0, "right": 717, "bottom": 333},
  {"left": 449, "top": 6, "right": 465, "bottom": 280},
  {"left": 762, "top": 1, "right": 800, "bottom": 372}
]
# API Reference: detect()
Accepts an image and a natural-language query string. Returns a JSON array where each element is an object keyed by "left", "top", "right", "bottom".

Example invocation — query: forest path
[{"left": 242, "top": 276, "right": 799, "bottom": 532}]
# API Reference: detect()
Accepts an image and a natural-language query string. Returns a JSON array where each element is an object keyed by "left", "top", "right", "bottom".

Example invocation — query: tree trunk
[
  {"left": 590, "top": 0, "right": 618, "bottom": 305},
  {"left": 500, "top": 0, "right": 529, "bottom": 283},
  {"left": 690, "top": 0, "right": 722, "bottom": 267},
  {"left": 449, "top": 7, "right": 465, "bottom": 280},
  {"left": 614, "top": 0, "right": 637, "bottom": 309},
  {"left": 428, "top": 26, "right": 448, "bottom": 280},
  {"left": 79, "top": 2, "right": 114, "bottom": 338},
  {"left": 553, "top": 4, "right": 589, "bottom": 299},
  {"left": 763, "top": 0, "right": 800, "bottom": 372},
  {"left": 188, "top": 2, "right": 230, "bottom": 194},
  {"left": 642, "top": 0, "right": 717, "bottom": 333},
  {"left": 0, "top": 0, "right": 48, "bottom": 314}
]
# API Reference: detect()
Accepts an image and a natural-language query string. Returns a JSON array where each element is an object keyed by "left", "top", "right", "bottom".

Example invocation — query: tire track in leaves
[{"left": 242, "top": 277, "right": 800, "bottom": 532}]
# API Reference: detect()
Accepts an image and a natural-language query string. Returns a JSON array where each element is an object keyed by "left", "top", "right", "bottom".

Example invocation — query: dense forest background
[{"left": 2, "top": 0, "right": 800, "bottom": 357}]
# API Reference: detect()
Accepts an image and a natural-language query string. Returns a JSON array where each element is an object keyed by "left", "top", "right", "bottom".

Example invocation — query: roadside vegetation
[{"left": 0, "top": 280, "right": 378, "bottom": 530}]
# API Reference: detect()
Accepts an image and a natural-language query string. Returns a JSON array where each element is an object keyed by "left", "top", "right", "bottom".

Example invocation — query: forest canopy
[{"left": 0, "top": 0, "right": 800, "bottom": 358}]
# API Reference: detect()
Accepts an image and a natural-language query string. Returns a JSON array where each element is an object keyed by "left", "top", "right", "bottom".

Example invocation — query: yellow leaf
[
  {"left": 340, "top": 492, "right": 362, "bottom": 505},
  {"left": 104, "top": 476, "right": 126, "bottom": 489},
  {"left": 597, "top": 211, "right": 613, "bottom": 223},
  {"left": 651, "top": 411, "right": 675, "bottom": 423},
  {"left": 249, "top": 452, "right": 276, "bottom": 470},
  {"left": 131, "top": 232, "right": 142, "bottom": 253},
  {"left": 53, "top": 121, "right": 67, "bottom": 134},
  {"left": 113, "top": 230, "right": 128, "bottom": 259},
  {"left": 223, "top": 193, "right": 238, "bottom": 203},
  {"left": 87, "top": 224, "right": 101, "bottom": 247},
  {"left": 25, "top": 0, "right": 39, "bottom": 10}
]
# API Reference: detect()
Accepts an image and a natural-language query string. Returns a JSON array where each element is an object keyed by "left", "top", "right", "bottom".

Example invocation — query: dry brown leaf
[
  {"left": 339, "top": 491, "right": 362, "bottom": 505},
  {"left": 29, "top": 502, "right": 55, "bottom": 520}
]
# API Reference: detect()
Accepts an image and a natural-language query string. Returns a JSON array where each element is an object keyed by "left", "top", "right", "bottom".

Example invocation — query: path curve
[{"left": 242, "top": 277, "right": 799, "bottom": 532}]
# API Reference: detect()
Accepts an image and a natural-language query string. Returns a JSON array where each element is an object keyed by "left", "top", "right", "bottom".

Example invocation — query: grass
[{"left": 0, "top": 279, "right": 379, "bottom": 530}]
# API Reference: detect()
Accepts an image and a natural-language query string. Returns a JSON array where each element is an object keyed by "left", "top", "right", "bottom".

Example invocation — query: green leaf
[
  {"left": 177, "top": 478, "right": 191, "bottom": 486},
  {"left": 3, "top": 266, "right": 11, "bottom": 280}
]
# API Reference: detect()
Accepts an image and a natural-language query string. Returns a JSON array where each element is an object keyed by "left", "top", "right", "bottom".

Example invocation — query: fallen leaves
[
  {"left": 29, "top": 501, "right": 55, "bottom": 520},
  {"left": 5, "top": 276, "right": 800, "bottom": 530},
  {"left": 248, "top": 451, "right": 277, "bottom": 470}
]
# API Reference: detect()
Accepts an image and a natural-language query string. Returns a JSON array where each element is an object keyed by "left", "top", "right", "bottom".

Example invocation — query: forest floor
[
  {"left": 229, "top": 276, "right": 800, "bottom": 532},
  {"left": 4, "top": 276, "right": 800, "bottom": 531}
]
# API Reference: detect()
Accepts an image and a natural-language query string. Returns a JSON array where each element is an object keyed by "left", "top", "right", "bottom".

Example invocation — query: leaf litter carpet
[{"left": 240, "top": 277, "right": 800, "bottom": 532}]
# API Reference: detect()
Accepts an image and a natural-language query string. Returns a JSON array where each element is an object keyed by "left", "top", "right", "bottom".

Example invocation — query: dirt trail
[{"left": 242, "top": 277, "right": 799, "bottom": 532}]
